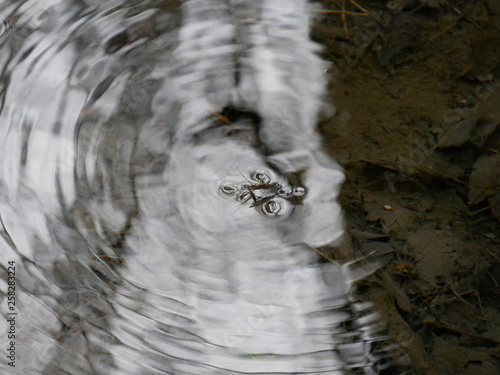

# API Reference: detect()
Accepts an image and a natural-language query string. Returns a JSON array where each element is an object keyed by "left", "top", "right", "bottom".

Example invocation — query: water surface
[{"left": 0, "top": 1, "right": 382, "bottom": 374}]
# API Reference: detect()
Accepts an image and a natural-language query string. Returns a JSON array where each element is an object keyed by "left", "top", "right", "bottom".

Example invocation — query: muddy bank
[{"left": 313, "top": 1, "right": 500, "bottom": 374}]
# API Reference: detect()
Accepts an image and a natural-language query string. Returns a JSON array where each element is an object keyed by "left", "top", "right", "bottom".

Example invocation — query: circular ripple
[
  {"left": 293, "top": 187, "right": 306, "bottom": 196},
  {"left": 261, "top": 198, "right": 283, "bottom": 216},
  {"left": 250, "top": 169, "right": 271, "bottom": 184},
  {"left": 219, "top": 182, "right": 239, "bottom": 195}
]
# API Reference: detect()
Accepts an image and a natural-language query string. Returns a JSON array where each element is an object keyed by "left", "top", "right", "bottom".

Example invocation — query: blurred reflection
[{"left": 0, "top": 1, "right": 385, "bottom": 374}]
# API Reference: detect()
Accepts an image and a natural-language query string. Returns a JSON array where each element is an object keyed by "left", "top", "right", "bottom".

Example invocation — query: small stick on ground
[
  {"left": 349, "top": 0, "right": 369, "bottom": 14},
  {"left": 314, "top": 10, "right": 368, "bottom": 16},
  {"left": 424, "top": 319, "right": 499, "bottom": 344},
  {"left": 341, "top": 0, "right": 349, "bottom": 39},
  {"left": 306, "top": 243, "right": 340, "bottom": 265},
  {"left": 444, "top": 0, "right": 481, "bottom": 29},
  {"left": 313, "top": 0, "right": 369, "bottom": 40},
  {"left": 449, "top": 284, "right": 475, "bottom": 310},
  {"left": 421, "top": 18, "right": 463, "bottom": 50},
  {"left": 486, "top": 270, "right": 499, "bottom": 286},
  {"left": 474, "top": 289, "right": 486, "bottom": 318}
]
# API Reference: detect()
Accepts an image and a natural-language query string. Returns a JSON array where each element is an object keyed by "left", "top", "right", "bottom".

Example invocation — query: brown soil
[{"left": 312, "top": 1, "right": 500, "bottom": 374}]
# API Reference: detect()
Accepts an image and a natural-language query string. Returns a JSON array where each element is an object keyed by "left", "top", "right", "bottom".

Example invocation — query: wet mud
[{"left": 313, "top": 1, "right": 500, "bottom": 374}]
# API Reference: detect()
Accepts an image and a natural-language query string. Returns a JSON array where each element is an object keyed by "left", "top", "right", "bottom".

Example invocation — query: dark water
[{"left": 0, "top": 1, "right": 388, "bottom": 374}]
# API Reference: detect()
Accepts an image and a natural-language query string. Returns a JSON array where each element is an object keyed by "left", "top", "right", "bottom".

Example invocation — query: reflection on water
[
  {"left": 0, "top": 14, "right": 12, "bottom": 46},
  {"left": 0, "top": 1, "right": 389, "bottom": 374}
]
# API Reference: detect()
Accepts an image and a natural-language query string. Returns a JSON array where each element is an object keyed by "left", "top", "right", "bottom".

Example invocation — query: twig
[
  {"left": 409, "top": 3, "right": 425, "bottom": 14},
  {"left": 306, "top": 243, "right": 340, "bottom": 265},
  {"left": 469, "top": 205, "right": 491, "bottom": 216},
  {"left": 211, "top": 111, "right": 230, "bottom": 125},
  {"left": 315, "top": 10, "right": 368, "bottom": 16},
  {"left": 444, "top": 0, "right": 481, "bottom": 29},
  {"left": 421, "top": 17, "right": 462, "bottom": 50},
  {"left": 349, "top": 0, "right": 369, "bottom": 14},
  {"left": 450, "top": 284, "right": 474, "bottom": 309},
  {"left": 474, "top": 289, "right": 485, "bottom": 318},
  {"left": 341, "top": 0, "right": 349, "bottom": 39},
  {"left": 486, "top": 270, "right": 499, "bottom": 286},
  {"left": 423, "top": 319, "right": 499, "bottom": 343},
  {"left": 475, "top": 231, "right": 500, "bottom": 243}
]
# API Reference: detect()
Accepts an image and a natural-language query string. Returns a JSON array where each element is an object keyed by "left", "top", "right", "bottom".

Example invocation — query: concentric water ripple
[{"left": 0, "top": 1, "right": 395, "bottom": 374}]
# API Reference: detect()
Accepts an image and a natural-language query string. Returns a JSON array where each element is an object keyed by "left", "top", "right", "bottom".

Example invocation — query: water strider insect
[
  {"left": 243, "top": 182, "right": 279, "bottom": 206},
  {"left": 236, "top": 167, "right": 283, "bottom": 206},
  {"left": 219, "top": 166, "right": 305, "bottom": 217}
]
